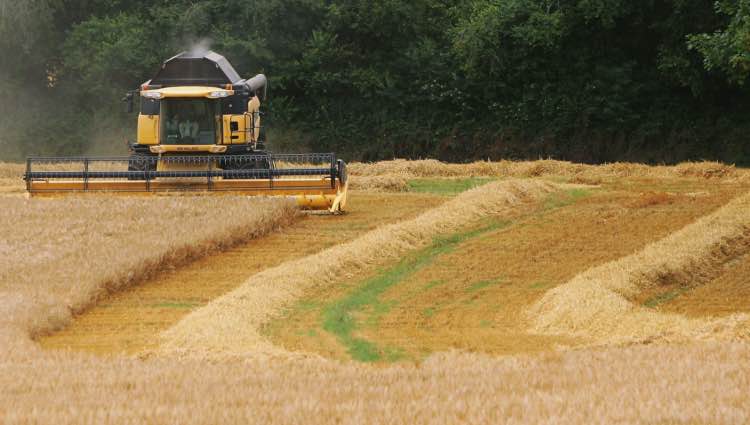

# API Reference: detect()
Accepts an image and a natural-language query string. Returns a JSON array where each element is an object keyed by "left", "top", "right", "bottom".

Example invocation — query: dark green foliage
[
  {"left": 688, "top": 0, "right": 750, "bottom": 85},
  {"left": 2, "top": 0, "right": 750, "bottom": 163}
]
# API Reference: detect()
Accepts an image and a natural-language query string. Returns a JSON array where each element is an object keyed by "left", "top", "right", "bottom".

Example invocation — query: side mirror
[{"left": 123, "top": 92, "right": 134, "bottom": 113}]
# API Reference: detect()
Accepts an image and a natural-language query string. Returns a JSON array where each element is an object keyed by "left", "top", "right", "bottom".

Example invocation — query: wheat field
[
  {"left": 1, "top": 160, "right": 749, "bottom": 424},
  {"left": 2, "top": 340, "right": 748, "bottom": 424}
]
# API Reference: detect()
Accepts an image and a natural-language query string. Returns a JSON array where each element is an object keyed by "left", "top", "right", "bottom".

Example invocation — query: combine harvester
[{"left": 24, "top": 51, "right": 348, "bottom": 212}]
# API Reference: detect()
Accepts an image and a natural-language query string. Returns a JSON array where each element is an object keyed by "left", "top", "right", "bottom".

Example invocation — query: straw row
[
  {"left": 528, "top": 191, "right": 750, "bottom": 345},
  {"left": 348, "top": 174, "right": 410, "bottom": 192},
  {"left": 349, "top": 159, "right": 740, "bottom": 180}
]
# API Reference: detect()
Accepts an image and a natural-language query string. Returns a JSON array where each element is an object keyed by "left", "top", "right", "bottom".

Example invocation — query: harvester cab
[
  {"left": 129, "top": 51, "right": 268, "bottom": 159},
  {"left": 24, "top": 51, "right": 348, "bottom": 213}
]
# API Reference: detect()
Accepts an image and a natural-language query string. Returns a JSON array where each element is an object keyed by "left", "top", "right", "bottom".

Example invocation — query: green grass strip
[
  {"left": 424, "top": 279, "right": 447, "bottom": 290},
  {"left": 320, "top": 187, "right": 593, "bottom": 362},
  {"left": 643, "top": 287, "right": 691, "bottom": 308},
  {"left": 321, "top": 220, "right": 510, "bottom": 362},
  {"left": 467, "top": 278, "right": 504, "bottom": 293},
  {"left": 407, "top": 178, "right": 495, "bottom": 196},
  {"left": 542, "top": 187, "right": 590, "bottom": 210}
]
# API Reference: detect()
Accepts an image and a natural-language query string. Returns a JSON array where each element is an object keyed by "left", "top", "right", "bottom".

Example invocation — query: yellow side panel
[
  {"left": 214, "top": 115, "right": 222, "bottom": 144},
  {"left": 234, "top": 114, "right": 247, "bottom": 144},
  {"left": 220, "top": 96, "right": 261, "bottom": 145},
  {"left": 222, "top": 115, "right": 232, "bottom": 144},
  {"left": 223, "top": 114, "right": 248, "bottom": 145},
  {"left": 137, "top": 114, "right": 160, "bottom": 145}
]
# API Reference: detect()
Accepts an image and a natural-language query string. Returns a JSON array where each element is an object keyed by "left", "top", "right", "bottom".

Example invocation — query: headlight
[
  {"left": 142, "top": 91, "right": 163, "bottom": 99},
  {"left": 208, "top": 91, "right": 230, "bottom": 98}
]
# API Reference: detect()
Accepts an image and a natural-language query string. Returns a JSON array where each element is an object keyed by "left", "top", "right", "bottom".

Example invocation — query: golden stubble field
[
  {"left": 1, "top": 159, "right": 750, "bottom": 424},
  {"left": 0, "top": 194, "right": 298, "bottom": 339}
]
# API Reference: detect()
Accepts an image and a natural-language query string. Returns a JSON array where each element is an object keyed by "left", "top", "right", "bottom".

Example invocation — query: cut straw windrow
[
  {"left": 528, "top": 191, "right": 750, "bottom": 345},
  {"left": 349, "top": 159, "right": 740, "bottom": 180}
]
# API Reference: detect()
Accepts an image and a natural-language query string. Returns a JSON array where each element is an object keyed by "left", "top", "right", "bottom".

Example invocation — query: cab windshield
[{"left": 160, "top": 99, "right": 220, "bottom": 145}]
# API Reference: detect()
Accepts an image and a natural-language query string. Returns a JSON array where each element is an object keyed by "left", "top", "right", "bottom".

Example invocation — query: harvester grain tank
[{"left": 24, "top": 51, "right": 348, "bottom": 212}]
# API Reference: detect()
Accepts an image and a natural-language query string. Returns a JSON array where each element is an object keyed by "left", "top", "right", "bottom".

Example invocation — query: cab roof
[{"left": 146, "top": 51, "right": 243, "bottom": 87}]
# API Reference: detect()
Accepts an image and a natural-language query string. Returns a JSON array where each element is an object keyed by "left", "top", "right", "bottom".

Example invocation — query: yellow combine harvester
[{"left": 24, "top": 51, "right": 348, "bottom": 212}]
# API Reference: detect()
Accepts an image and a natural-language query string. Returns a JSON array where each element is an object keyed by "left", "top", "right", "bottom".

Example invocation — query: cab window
[{"left": 160, "top": 99, "right": 220, "bottom": 145}]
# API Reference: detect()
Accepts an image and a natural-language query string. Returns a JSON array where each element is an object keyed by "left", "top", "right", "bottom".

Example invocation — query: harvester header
[{"left": 24, "top": 50, "right": 348, "bottom": 212}]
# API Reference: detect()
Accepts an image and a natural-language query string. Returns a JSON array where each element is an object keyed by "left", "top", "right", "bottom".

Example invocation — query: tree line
[{"left": 2, "top": 0, "right": 750, "bottom": 164}]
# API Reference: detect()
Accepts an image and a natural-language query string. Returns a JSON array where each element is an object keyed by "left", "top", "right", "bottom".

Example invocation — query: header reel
[{"left": 24, "top": 153, "right": 348, "bottom": 213}]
